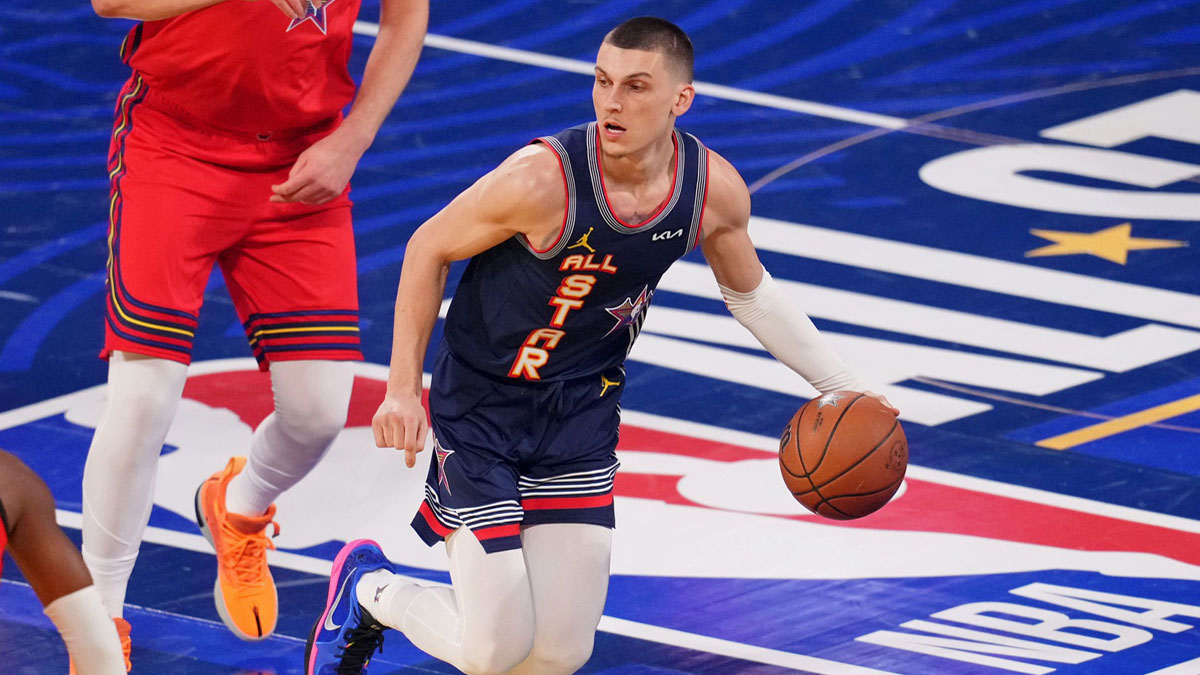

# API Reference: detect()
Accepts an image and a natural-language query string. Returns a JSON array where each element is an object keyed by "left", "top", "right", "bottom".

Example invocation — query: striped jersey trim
[
  {"left": 587, "top": 122, "right": 685, "bottom": 235},
  {"left": 119, "top": 23, "right": 144, "bottom": 64},
  {"left": 243, "top": 310, "right": 361, "bottom": 363},
  {"left": 517, "top": 135, "right": 576, "bottom": 260},
  {"left": 519, "top": 463, "right": 619, "bottom": 500},
  {"left": 105, "top": 313, "right": 193, "bottom": 356},
  {"left": 244, "top": 311, "right": 361, "bottom": 346},
  {"left": 686, "top": 134, "right": 709, "bottom": 252},
  {"left": 422, "top": 485, "right": 524, "bottom": 532},
  {"left": 420, "top": 463, "right": 618, "bottom": 534},
  {"left": 105, "top": 75, "right": 199, "bottom": 355}
]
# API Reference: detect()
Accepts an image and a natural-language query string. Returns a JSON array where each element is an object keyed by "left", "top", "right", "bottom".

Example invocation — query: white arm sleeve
[
  {"left": 720, "top": 266, "right": 869, "bottom": 394},
  {"left": 43, "top": 585, "right": 126, "bottom": 675}
]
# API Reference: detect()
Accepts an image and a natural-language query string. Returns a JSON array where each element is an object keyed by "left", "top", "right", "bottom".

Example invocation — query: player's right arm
[
  {"left": 92, "top": 0, "right": 307, "bottom": 22},
  {"left": 372, "top": 143, "right": 566, "bottom": 467}
]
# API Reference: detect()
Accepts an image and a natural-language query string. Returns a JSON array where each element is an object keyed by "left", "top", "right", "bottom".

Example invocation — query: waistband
[{"left": 138, "top": 86, "right": 341, "bottom": 142}]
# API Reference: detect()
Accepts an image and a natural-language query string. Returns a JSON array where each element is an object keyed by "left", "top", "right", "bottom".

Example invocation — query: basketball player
[
  {"left": 0, "top": 450, "right": 127, "bottom": 673},
  {"left": 82, "top": 0, "right": 428, "bottom": 664},
  {"left": 307, "top": 17, "right": 896, "bottom": 674}
]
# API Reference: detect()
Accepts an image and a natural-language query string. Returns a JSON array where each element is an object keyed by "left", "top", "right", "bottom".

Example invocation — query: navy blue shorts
[{"left": 411, "top": 344, "right": 623, "bottom": 553}]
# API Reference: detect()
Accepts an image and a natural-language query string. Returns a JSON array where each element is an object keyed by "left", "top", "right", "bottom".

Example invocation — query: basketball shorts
[
  {"left": 412, "top": 344, "right": 623, "bottom": 553},
  {"left": 102, "top": 76, "right": 361, "bottom": 370}
]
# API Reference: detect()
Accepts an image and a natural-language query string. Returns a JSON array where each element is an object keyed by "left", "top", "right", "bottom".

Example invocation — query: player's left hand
[
  {"left": 270, "top": 127, "right": 369, "bottom": 205},
  {"left": 864, "top": 390, "right": 900, "bottom": 417}
]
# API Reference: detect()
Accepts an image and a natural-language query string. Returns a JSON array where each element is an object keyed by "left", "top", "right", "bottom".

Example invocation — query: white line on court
[
  {"left": 53, "top": 509, "right": 903, "bottom": 674},
  {"left": 353, "top": 23, "right": 911, "bottom": 130}
]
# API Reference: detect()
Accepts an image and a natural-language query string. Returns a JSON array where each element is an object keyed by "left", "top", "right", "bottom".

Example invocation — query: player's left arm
[
  {"left": 272, "top": 0, "right": 429, "bottom": 204},
  {"left": 699, "top": 150, "right": 898, "bottom": 414}
]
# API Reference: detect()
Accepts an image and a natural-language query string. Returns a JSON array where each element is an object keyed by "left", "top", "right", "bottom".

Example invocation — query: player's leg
[
  {"left": 224, "top": 359, "right": 354, "bottom": 517},
  {"left": 195, "top": 359, "right": 352, "bottom": 641},
  {"left": 371, "top": 528, "right": 534, "bottom": 673},
  {"left": 0, "top": 450, "right": 128, "bottom": 673},
  {"left": 81, "top": 352, "right": 187, "bottom": 619},
  {"left": 86, "top": 95, "right": 228, "bottom": 625},
  {"left": 509, "top": 523, "right": 612, "bottom": 674},
  {"left": 507, "top": 367, "right": 622, "bottom": 672},
  {"left": 308, "top": 529, "right": 534, "bottom": 675},
  {"left": 198, "top": 187, "right": 361, "bottom": 640}
]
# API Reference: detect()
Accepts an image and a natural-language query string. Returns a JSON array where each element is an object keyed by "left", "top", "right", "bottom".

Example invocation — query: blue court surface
[{"left": 3, "top": 0, "right": 1200, "bottom": 673}]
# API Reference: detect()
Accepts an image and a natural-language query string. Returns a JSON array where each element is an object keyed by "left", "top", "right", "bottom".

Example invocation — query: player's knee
[
  {"left": 459, "top": 636, "right": 531, "bottom": 675},
  {"left": 526, "top": 635, "right": 594, "bottom": 673},
  {"left": 111, "top": 383, "right": 180, "bottom": 436},
  {"left": 274, "top": 391, "right": 349, "bottom": 444},
  {"left": 271, "top": 362, "right": 353, "bottom": 443}
]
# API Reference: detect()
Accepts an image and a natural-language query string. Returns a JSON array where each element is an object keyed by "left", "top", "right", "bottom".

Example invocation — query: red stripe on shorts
[
  {"left": 521, "top": 494, "right": 614, "bottom": 511},
  {"left": 417, "top": 502, "right": 455, "bottom": 538},
  {"left": 473, "top": 524, "right": 521, "bottom": 541}
]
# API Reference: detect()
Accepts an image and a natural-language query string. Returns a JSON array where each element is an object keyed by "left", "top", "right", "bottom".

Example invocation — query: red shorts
[{"left": 103, "top": 76, "right": 362, "bottom": 369}]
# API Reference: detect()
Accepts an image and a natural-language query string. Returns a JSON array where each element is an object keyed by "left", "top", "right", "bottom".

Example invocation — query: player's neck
[{"left": 600, "top": 131, "right": 676, "bottom": 188}]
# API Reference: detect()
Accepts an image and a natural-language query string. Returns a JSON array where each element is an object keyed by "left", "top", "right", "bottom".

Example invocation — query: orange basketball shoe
[
  {"left": 69, "top": 617, "right": 131, "bottom": 673},
  {"left": 195, "top": 457, "right": 280, "bottom": 641}
]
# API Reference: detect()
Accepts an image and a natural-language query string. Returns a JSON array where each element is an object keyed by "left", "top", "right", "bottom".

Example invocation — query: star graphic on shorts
[
  {"left": 286, "top": 0, "right": 336, "bottom": 34},
  {"left": 604, "top": 285, "right": 651, "bottom": 337},
  {"left": 817, "top": 392, "right": 845, "bottom": 408},
  {"left": 434, "top": 439, "right": 454, "bottom": 495}
]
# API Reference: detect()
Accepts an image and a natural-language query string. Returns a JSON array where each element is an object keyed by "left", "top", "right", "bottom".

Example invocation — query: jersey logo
[
  {"left": 652, "top": 228, "right": 684, "bottom": 242},
  {"left": 604, "top": 285, "right": 651, "bottom": 337},
  {"left": 434, "top": 438, "right": 454, "bottom": 495},
  {"left": 600, "top": 374, "right": 622, "bottom": 397},
  {"left": 286, "top": 0, "right": 336, "bottom": 35},
  {"left": 567, "top": 227, "right": 596, "bottom": 253}
]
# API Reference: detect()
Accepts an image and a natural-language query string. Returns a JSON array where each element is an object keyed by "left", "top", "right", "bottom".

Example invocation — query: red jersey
[{"left": 120, "top": 0, "right": 362, "bottom": 136}]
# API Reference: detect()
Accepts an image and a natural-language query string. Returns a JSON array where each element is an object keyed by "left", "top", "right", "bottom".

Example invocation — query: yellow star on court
[{"left": 1026, "top": 223, "right": 1187, "bottom": 265}]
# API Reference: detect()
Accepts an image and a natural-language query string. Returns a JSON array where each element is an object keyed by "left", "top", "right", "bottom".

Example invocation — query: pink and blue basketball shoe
[{"left": 305, "top": 539, "right": 395, "bottom": 674}]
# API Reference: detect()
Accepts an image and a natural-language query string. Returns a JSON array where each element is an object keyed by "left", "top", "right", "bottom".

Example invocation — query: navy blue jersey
[{"left": 443, "top": 122, "right": 709, "bottom": 382}]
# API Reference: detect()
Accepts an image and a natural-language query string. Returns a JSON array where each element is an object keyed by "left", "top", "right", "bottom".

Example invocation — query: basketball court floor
[{"left": 2, "top": 0, "right": 1200, "bottom": 672}]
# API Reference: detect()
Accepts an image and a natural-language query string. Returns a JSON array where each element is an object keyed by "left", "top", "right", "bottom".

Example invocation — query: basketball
[{"left": 779, "top": 391, "right": 907, "bottom": 520}]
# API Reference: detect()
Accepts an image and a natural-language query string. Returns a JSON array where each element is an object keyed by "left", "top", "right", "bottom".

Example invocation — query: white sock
[
  {"left": 81, "top": 353, "right": 187, "bottom": 618},
  {"left": 355, "top": 569, "right": 407, "bottom": 622},
  {"left": 44, "top": 585, "right": 126, "bottom": 675},
  {"left": 225, "top": 360, "right": 353, "bottom": 517}
]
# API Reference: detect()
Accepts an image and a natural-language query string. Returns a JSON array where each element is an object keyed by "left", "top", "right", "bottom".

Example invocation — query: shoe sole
[
  {"left": 194, "top": 482, "right": 272, "bottom": 642},
  {"left": 304, "top": 539, "right": 379, "bottom": 675}
]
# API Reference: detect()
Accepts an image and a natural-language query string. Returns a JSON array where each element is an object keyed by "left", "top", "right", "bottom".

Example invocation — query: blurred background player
[
  {"left": 306, "top": 17, "right": 896, "bottom": 675},
  {"left": 0, "top": 450, "right": 127, "bottom": 673},
  {"left": 81, "top": 0, "right": 428, "bottom": 661}
]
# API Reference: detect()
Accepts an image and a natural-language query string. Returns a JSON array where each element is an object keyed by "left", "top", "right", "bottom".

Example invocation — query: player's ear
[{"left": 673, "top": 83, "right": 695, "bottom": 117}]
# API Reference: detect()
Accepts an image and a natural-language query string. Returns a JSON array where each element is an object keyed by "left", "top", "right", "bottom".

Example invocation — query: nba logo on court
[{"left": 1, "top": 360, "right": 1199, "bottom": 673}]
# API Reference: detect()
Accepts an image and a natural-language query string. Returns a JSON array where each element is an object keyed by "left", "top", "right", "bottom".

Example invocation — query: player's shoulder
[
  {"left": 468, "top": 142, "right": 566, "bottom": 228},
  {"left": 485, "top": 143, "right": 564, "bottom": 201},
  {"left": 700, "top": 146, "right": 751, "bottom": 231}
]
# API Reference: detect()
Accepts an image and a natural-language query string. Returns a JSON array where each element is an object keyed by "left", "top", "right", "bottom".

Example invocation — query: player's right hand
[{"left": 372, "top": 394, "right": 429, "bottom": 468}]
